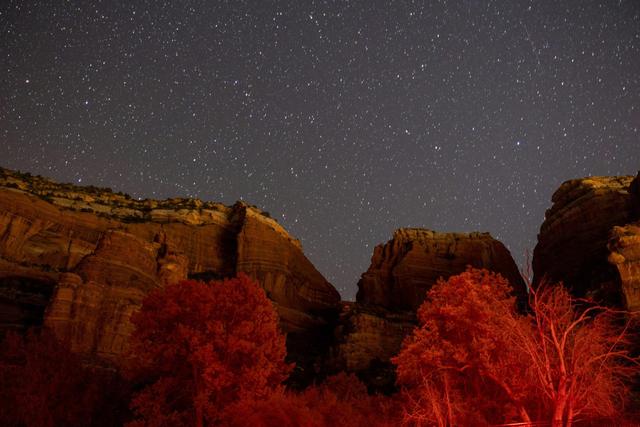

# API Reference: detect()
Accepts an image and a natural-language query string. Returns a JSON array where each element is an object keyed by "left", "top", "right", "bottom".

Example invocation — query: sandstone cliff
[
  {"left": 0, "top": 167, "right": 340, "bottom": 363},
  {"left": 533, "top": 173, "right": 640, "bottom": 309},
  {"left": 356, "top": 228, "right": 527, "bottom": 310},
  {"left": 328, "top": 302, "right": 415, "bottom": 392}
]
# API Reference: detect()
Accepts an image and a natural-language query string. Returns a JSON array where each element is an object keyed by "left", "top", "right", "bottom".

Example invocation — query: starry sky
[{"left": 2, "top": 1, "right": 639, "bottom": 299}]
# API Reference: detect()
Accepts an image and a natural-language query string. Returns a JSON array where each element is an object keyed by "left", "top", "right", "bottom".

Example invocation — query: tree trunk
[
  {"left": 552, "top": 387, "right": 568, "bottom": 427},
  {"left": 443, "top": 373, "right": 454, "bottom": 427},
  {"left": 566, "top": 399, "right": 574, "bottom": 427},
  {"left": 195, "top": 403, "right": 203, "bottom": 427}
]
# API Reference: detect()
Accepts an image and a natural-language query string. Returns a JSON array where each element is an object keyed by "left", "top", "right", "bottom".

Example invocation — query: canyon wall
[
  {"left": 356, "top": 228, "right": 527, "bottom": 311},
  {"left": 0, "top": 168, "right": 340, "bottom": 363},
  {"left": 533, "top": 173, "right": 640, "bottom": 310},
  {"left": 5, "top": 165, "right": 638, "bottom": 390}
]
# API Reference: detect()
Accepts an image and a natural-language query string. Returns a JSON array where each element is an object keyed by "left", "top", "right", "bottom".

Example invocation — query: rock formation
[
  {"left": 608, "top": 223, "right": 640, "bottom": 311},
  {"left": 356, "top": 228, "right": 527, "bottom": 311},
  {"left": 330, "top": 228, "right": 525, "bottom": 389},
  {"left": 236, "top": 207, "right": 340, "bottom": 333},
  {"left": 328, "top": 302, "right": 415, "bottom": 392},
  {"left": 12, "top": 165, "right": 640, "bottom": 390},
  {"left": 533, "top": 173, "right": 640, "bottom": 309},
  {"left": 0, "top": 167, "right": 340, "bottom": 363}
]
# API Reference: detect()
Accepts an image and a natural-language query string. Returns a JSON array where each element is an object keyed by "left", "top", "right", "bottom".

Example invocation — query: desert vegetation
[{"left": 1, "top": 270, "right": 638, "bottom": 426}]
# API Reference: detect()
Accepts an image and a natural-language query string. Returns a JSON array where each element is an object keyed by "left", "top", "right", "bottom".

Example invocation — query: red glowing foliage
[
  {"left": 126, "top": 274, "right": 291, "bottom": 427},
  {"left": 393, "top": 267, "right": 640, "bottom": 426},
  {"left": 393, "top": 268, "right": 535, "bottom": 426},
  {"left": 225, "top": 373, "right": 400, "bottom": 427},
  {"left": 0, "top": 328, "right": 127, "bottom": 427}
]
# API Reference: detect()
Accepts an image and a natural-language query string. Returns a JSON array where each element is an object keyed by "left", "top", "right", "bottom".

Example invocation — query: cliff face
[
  {"left": 236, "top": 208, "right": 340, "bottom": 333},
  {"left": 0, "top": 168, "right": 340, "bottom": 363},
  {"left": 533, "top": 173, "right": 640, "bottom": 309},
  {"left": 331, "top": 228, "right": 525, "bottom": 389},
  {"left": 357, "top": 228, "right": 527, "bottom": 311}
]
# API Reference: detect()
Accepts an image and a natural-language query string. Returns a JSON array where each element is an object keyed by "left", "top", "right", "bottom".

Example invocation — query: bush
[
  {"left": 225, "top": 373, "right": 399, "bottom": 427},
  {"left": 0, "top": 329, "right": 130, "bottom": 427}
]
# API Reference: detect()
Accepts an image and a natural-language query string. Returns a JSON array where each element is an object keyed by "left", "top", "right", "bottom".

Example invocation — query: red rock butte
[
  {"left": 328, "top": 227, "right": 527, "bottom": 388},
  {"left": 357, "top": 227, "right": 527, "bottom": 311}
]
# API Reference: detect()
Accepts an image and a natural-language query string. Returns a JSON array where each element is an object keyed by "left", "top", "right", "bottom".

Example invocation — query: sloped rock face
[
  {"left": 0, "top": 167, "right": 340, "bottom": 364},
  {"left": 235, "top": 208, "right": 339, "bottom": 333},
  {"left": 357, "top": 228, "right": 527, "bottom": 311},
  {"left": 331, "top": 228, "right": 525, "bottom": 390},
  {"left": 533, "top": 174, "right": 640, "bottom": 308},
  {"left": 45, "top": 230, "right": 189, "bottom": 360}
]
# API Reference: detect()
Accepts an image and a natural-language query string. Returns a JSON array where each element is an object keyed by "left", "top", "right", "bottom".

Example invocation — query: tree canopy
[{"left": 127, "top": 274, "right": 291, "bottom": 427}]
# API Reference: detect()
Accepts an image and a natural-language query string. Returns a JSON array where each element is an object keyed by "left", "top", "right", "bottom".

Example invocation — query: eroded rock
[
  {"left": 0, "top": 167, "right": 340, "bottom": 364},
  {"left": 357, "top": 228, "right": 526, "bottom": 311},
  {"left": 533, "top": 173, "right": 640, "bottom": 308},
  {"left": 332, "top": 228, "right": 525, "bottom": 390}
]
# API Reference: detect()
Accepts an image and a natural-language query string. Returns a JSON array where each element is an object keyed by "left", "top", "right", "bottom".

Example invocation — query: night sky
[{"left": 2, "top": 1, "right": 639, "bottom": 299}]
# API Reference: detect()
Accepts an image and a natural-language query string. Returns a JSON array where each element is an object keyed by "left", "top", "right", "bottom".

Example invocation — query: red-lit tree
[
  {"left": 393, "top": 268, "right": 536, "bottom": 426},
  {"left": 393, "top": 268, "right": 640, "bottom": 426},
  {"left": 126, "top": 274, "right": 291, "bottom": 427},
  {"left": 520, "top": 283, "right": 639, "bottom": 426}
]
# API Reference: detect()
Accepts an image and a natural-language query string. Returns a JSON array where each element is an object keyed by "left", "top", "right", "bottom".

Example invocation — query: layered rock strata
[
  {"left": 357, "top": 228, "right": 527, "bottom": 311},
  {"left": 533, "top": 173, "right": 640, "bottom": 309},
  {"left": 0, "top": 167, "right": 340, "bottom": 363}
]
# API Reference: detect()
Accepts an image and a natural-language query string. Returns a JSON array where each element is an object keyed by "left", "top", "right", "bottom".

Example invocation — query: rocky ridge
[{"left": 0, "top": 167, "right": 340, "bottom": 363}]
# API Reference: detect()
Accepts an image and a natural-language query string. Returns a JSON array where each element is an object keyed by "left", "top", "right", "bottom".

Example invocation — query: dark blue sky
[{"left": 2, "top": 0, "right": 639, "bottom": 299}]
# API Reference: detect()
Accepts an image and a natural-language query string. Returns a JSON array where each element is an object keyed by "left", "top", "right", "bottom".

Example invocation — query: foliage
[
  {"left": 225, "top": 373, "right": 400, "bottom": 427},
  {"left": 0, "top": 329, "right": 129, "bottom": 427},
  {"left": 393, "top": 267, "right": 639, "bottom": 426},
  {"left": 126, "top": 274, "right": 291, "bottom": 427},
  {"left": 393, "top": 268, "right": 535, "bottom": 426}
]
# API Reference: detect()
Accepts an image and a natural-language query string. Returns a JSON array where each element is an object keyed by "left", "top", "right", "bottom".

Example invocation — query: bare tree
[{"left": 518, "top": 283, "right": 639, "bottom": 427}]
